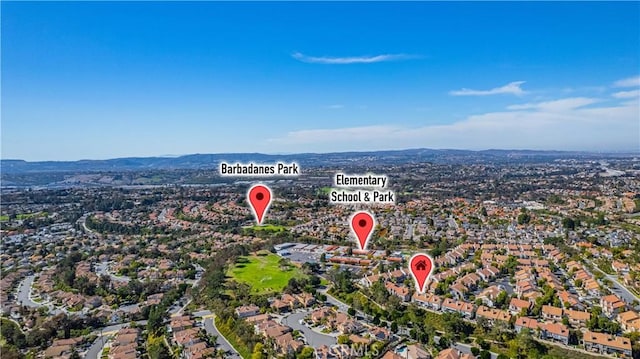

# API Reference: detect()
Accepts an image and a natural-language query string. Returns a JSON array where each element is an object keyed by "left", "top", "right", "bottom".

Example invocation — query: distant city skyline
[{"left": 2, "top": 1, "right": 639, "bottom": 161}]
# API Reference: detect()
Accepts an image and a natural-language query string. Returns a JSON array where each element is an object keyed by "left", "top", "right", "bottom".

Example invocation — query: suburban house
[
  {"left": 514, "top": 317, "right": 539, "bottom": 333},
  {"left": 386, "top": 281, "right": 411, "bottom": 302},
  {"left": 441, "top": 298, "right": 475, "bottom": 319},
  {"left": 412, "top": 292, "right": 442, "bottom": 311},
  {"left": 475, "top": 305, "right": 512, "bottom": 325},
  {"left": 539, "top": 322, "right": 570, "bottom": 345},
  {"left": 509, "top": 298, "right": 532, "bottom": 315},
  {"left": 477, "top": 285, "right": 502, "bottom": 307},
  {"left": 601, "top": 294, "right": 627, "bottom": 317},
  {"left": 564, "top": 309, "right": 590, "bottom": 327},
  {"left": 236, "top": 304, "right": 260, "bottom": 318},
  {"left": 436, "top": 348, "right": 475, "bottom": 359},
  {"left": 618, "top": 310, "right": 640, "bottom": 333},
  {"left": 583, "top": 330, "right": 632, "bottom": 357},
  {"left": 541, "top": 305, "right": 563, "bottom": 322}
]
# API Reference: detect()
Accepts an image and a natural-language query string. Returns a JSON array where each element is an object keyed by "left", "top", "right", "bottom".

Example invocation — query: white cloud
[
  {"left": 326, "top": 104, "right": 345, "bottom": 109},
  {"left": 613, "top": 76, "right": 640, "bottom": 88},
  {"left": 507, "top": 97, "right": 600, "bottom": 111},
  {"left": 292, "top": 52, "right": 416, "bottom": 64},
  {"left": 268, "top": 97, "right": 639, "bottom": 152},
  {"left": 612, "top": 89, "right": 640, "bottom": 99},
  {"left": 449, "top": 81, "right": 526, "bottom": 96}
]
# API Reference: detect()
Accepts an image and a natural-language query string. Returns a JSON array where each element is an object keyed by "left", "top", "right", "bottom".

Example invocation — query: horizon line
[{"left": 2, "top": 147, "right": 640, "bottom": 163}]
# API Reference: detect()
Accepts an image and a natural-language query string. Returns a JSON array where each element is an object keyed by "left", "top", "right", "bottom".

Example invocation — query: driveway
[{"left": 496, "top": 280, "right": 514, "bottom": 296}]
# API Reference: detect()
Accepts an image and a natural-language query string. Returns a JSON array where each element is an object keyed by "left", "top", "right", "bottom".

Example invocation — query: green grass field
[
  {"left": 0, "top": 215, "right": 8, "bottom": 221},
  {"left": 228, "top": 253, "right": 305, "bottom": 294},
  {"left": 248, "top": 224, "right": 287, "bottom": 232},
  {"left": 15, "top": 212, "right": 47, "bottom": 220}
]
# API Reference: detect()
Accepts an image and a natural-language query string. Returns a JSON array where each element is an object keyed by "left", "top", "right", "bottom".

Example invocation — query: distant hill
[{"left": 1, "top": 149, "right": 636, "bottom": 174}]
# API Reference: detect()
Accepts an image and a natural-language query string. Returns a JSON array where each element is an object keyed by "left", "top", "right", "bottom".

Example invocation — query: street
[
  {"left": 84, "top": 321, "right": 147, "bottom": 359},
  {"left": 588, "top": 260, "right": 640, "bottom": 309},
  {"left": 16, "top": 275, "right": 39, "bottom": 308},
  {"left": 84, "top": 335, "right": 107, "bottom": 359},
  {"left": 202, "top": 317, "right": 242, "bottom": 359},
  {"left": 16, "top": 275, "right": 64, "bottom": 315},
  {"left": 281, "top": 311, "right": 337, "bottom": 348},
  {"left": 95, "top": 262, "right": 130, "bottom": 283}
]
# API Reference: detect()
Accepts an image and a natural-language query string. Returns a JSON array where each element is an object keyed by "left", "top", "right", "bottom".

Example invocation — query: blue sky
[{"left": 2, "top": 1, "right": 639, "bottom": 161}]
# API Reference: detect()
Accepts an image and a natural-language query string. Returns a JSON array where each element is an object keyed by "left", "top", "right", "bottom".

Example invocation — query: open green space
[
  {"left": 0, "top": 215, "right": 8, "bottom": 222},
  {"left": 247, "top": 224, "right": 287, "bottom": 232},
  {"left": 228, "top": 253, "right": 305, "bottom": 294},
  {"left": 15, "top": 212, "right": 47, "bottom": 220},
  {"left": 317, "top": 186, "right": 333, "bottom": 195}
]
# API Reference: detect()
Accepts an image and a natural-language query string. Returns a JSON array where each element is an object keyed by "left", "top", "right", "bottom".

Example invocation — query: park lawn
[
  {"left": 16, "top": 212, "right": 47, "bottom": 220},
  {"left": 228, "top": 253, "right": 305, "bottom": 294},
  {"left": 248, "top": 224, "right": 287, "bottom": 232},
  {"left": 0, "top": 215, "right": 8, "bottom": 221}
]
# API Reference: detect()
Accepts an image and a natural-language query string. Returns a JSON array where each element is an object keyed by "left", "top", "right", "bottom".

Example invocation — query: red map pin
[
  {"left": 248, "top": 184, "right": 272, "bottom": 225},
  {"left": 409, "top": 253, "right": 434, "bottom": 293},
  {"left": 350, "top": 211, "right": 375, "bottom": 250}
]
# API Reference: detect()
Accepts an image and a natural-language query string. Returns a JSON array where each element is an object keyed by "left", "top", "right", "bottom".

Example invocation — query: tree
[
  {"left": 301, "top": 262, "right": 320, "bottom": 274},
  {"left": 437, "top": 335, "right": 451, "bottom": 350},
  {"left": 562, "top": 217, "right": 576, "bottom": 230},
  {"left": 1, "top": 319, "right": 26, "bottom": 349},
  {"left": 390, "top": 321, "right": 398, "bottom": 333},
  {"left": 494, "top": 290, "right": 509, "bottom": 309},
  {"left": 517, "top": 210, "right": 531, "bottom": 225},
  {"left": 70, "top": 349, "right": 81, "bottom": 359},
  {"left": 348, "top": 307, "right": 356, "bottom": 316},
  {"left": 441, "top": 313, "right": 473, "bottom": 341},
  {"left": 337, "top": 335, "right": 351, "bottom": 345},
  {"left": 147, "top": 306, "right": 165, "bottom": 335},
  {"left": 476, "top": 337, "right": 490, "bottom": 350},
  {"left": 371, "top": 341, "right": 385, "bottom": 356},
  {"left": 296, "top": 347, "right": 314, "bottom": 359},
  {"left": 508, "top": 328, "right": 545, "bottom": 358},
  {"left": 148, "top": 335, "right": 171, "bottom": 359},
  {"left": 279, "top": 257, "right": 291, "bottom": 270},
  {"left": 251, "top": 343, "right": 265, "bottom": 359}
]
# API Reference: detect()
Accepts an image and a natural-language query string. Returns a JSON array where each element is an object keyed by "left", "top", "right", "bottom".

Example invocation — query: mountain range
[{"left": 2, "top": 149, "right": 636, "bottom": 174}]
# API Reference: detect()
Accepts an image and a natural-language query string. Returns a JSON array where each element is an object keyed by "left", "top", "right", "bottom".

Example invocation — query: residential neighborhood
[{"left": 1, "top": 157, "right": 640, "bottom": 359}]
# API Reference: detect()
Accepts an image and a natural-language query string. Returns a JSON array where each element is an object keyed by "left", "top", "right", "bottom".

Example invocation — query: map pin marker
[
  {"left": 248, "top": 184, "right": 272, "bottom": 225},
  {"left": 409, "top": 253, "right": 434, "bottom": 293},
  {"left": 350, "top": 211, "right": 375, "bottom": 250}
]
